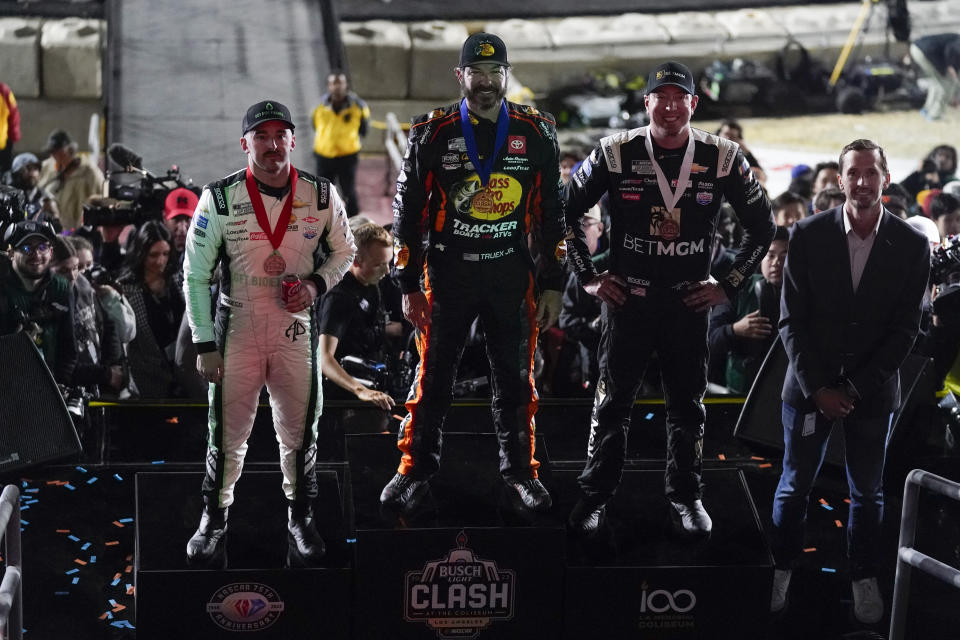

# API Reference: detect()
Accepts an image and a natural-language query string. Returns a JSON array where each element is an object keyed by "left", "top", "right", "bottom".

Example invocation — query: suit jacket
[{"left": 779, "top": 206, "right": 930, "bottom": 416}]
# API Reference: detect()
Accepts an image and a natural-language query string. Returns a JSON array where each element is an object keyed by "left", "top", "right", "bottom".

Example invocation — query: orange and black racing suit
[{"left": 392, "top": 100, "right": 565, "bottom": 482}]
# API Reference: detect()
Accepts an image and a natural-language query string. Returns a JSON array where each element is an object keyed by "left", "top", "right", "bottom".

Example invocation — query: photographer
[
  {"left": 5, "top": 153, "right": 61, "bottom": 231},
  {"left": 317, "top": 222, "right": 399, "bottom": 410},
  {"left": 50, "top": 236, "right": 125, "bottom": 396},
  {"left": 0, "top": 220, "right": 77, "bottom": 386}
]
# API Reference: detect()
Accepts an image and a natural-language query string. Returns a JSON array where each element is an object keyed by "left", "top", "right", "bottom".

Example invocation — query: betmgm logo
[
  {"left": 404, "top": 530, "right": 516, "bottom": 638},
  {"left": 638, "top": 581, "right": 697, "bottom": 631}
]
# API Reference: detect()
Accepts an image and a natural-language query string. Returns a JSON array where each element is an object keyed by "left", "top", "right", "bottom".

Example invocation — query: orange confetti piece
[
  {"left": 391, "top": 414, "right": 404, "bottom": 421},
  {"left": 758, "top": 463, "right": 772, "bottom": 468},
  {"left": 844, "top": 498, "right": 851, "bottom": 504},
  {"left": 834, "top": 520, "right": 844, "bottom": 528},
  {"left": 819, "top": 498, "right": 829, "bottom": 505},
  {"left": 74, "top": 559, "right": 87, "bottom": 566},
  {"left": 124, "top": 565, "right": 132, "bottom": 573},
  {"left": 165, "top": 417, "right": 179, "bottom": 424},
  {"left": 105, "top": 541, "right": 119, "bottom": 546},
  {"left": 112, "top": 521, "right": 124, "bottom": 528},
  {"left": 112, "top": 604, "right": 126, "bottom": 613},
  {"left": 113, "top": 573, "right": 122, "bottom": 581},
  {"left": 98, "top": 612, "right": 109, "bottom": 620},
  {"left": 55, "top": 529, "right": 70, "bottom": 533},
  {"left": 126, "top": 585, "right": 136, "bottom": 595},
  {"left": 125, "top": 554, "right": 133, "bottom": 561},
  {"left": 717, "top": 454, "right": 726, "bottom": 461},
  {"left": 803, "top": 547, "right": 817, "bottom": 553},
  {"left": 750, "top": 456, "right": 765, "bottom": 461}
]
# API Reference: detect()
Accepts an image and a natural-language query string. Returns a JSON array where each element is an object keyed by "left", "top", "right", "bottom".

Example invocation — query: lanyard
[
  {"left": 245, "top": 166, "right": 298, "bottom": 251},
  {"left": 459, "top": 99, "right": 509, "bottom": 187},
  {"left": 644, "top": 131, "right": 695, "bottom": 211}
]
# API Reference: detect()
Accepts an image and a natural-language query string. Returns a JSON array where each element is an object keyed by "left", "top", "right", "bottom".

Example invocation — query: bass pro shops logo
[
  {"left": 206, "top": 582, "right": 285, "bottom": 631},
  {"left": 404, "top": 530, "right": 516, "bottom": 638}
]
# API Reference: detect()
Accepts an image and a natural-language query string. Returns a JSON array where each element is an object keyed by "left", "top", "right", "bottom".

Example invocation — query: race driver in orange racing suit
[{"left": 380, "top": 32, "right": 566, "bottom": 513}]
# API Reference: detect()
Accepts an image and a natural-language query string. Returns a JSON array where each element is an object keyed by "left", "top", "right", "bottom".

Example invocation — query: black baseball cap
[
  {"left": 4, "top": 220, "right": 57, "bottom": 249},
  {"left": 647, "top": 61, "right": 696, "bottom": 95},
  {"left": 43, "top": 128, "right": 75, "bottom": 153},
  {"left": 459, "top": 32, "right": 510, "bottom": 68},
  {"left": 241, "top": 100, "right": 295, "bottom": 135}
]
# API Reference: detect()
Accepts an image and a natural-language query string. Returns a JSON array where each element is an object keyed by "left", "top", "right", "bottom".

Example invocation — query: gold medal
[{"left": 263, "top": 251, "right": 286, "bottom": 276}]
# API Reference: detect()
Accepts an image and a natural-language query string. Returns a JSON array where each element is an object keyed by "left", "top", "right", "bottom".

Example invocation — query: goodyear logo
[{"left": 477, "top": 43, "right": 495, "bottom": 57}]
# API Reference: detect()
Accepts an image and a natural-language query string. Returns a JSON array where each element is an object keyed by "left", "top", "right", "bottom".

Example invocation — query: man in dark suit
[{"left": 770, "top": 139, "right": 930, "bottom": 624}]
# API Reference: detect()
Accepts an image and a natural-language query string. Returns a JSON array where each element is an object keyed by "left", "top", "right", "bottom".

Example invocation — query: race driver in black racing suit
[
  {"left": 381, "top": 32, "right": 566, "bottom": 513},
  {"left": 565, "top": 62, "right": 776, "bottom": 536}
]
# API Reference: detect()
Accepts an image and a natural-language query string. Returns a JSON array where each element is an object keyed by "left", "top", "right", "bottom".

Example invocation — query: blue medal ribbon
[{"left": 459, "top": 99, "right": 509, "bottom": 187}]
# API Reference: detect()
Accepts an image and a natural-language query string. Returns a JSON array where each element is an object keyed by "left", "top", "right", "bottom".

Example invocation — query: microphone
[{"left": 107, "top": 143, "right": 143, "bottom": 171}]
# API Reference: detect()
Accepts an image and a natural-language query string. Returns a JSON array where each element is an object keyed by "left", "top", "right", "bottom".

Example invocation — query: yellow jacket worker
[{"left": 311, "top": 71, "right": 370, "bottom": 217}]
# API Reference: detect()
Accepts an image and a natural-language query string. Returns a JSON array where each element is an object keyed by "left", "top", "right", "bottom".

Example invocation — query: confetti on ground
[
  {"left": 108, "top": 598, "right": 118, "bottom": 606},
  {"left": 165, "top": 416, "right": 179, "bottom": 424},
  {"left": 834, "top": 520, "right": 844, "bottom": 528},
  {"left": 74, "top": 559, "right": 87, "bottom": 566},
  {"left": 118, "top": 517, "right": 134, "bottom": 524},
  {"left": 644, "top": 412, "right": 654, "bottom": 420},
  {"left": 20, "top": 520, "right": 28, "bottom": 526},
  {"left": 820, "top": 503, "right": 834, "bottom": 511},
  {"left": 758, "top": 463, "right": 773, "bottom": 468},
  {"left": 20, "top": 506, "right": 29, "bottom": 511},
  {"left": 112, "top": 604, "right": 126, "bottom": 613},
  {"left": 86, "top": 477, "right": 98, "bottom": 485},
  {"left": 150, "top": 460, "right": 165, "bottom": 465},
  {"left": 112, "top": 521, "right": 124, "bottom": 528},
  {"left": 76, "top": 466, "right": 87, "bottom": 473},
  {"left": 54, "top": 591, "right": 69, "bottom": 596},
  {"left": 821, "top": 567, "right": 837, "bottom": 573},
  {"left": 56, "top": 529, "right": 70, "bottom": 534},
  {"left": 126, "top": 584, "right": 135, "bottom": 595},
  {"left": 71, "top": 577, "right": 79, "bottom": 585},
  {"left": 65, "top": 569, "right": 78, "bottom": 576},
  {"left": 844, "top": 498, "right": 851, "bottom": 504},
  {"left": 124, "top": 565, "right": 132, "bottom": 574},
  {"left": 81, "top": 542, "right": 91, "bottom": 551},
  {"left": 113, "top": 474, "right": 123, "bottom": 481},
  {"left": 67, "top": 535, "right": 80, "bottom": 542},
  {"left": 24, "top": 488, "right": 38, "bottom": 493},
  {"left": 64, "top": 484, "right": 76, "bottom": 491},
  {"left": 105, "top": 541, "right": 119, "bottom": 546},
  {"left": 89, "top": 556, "right": 97, "bottom": 563},
  {"left": 750, "top": 456, "right": 765, "bottom": 461},
  {"left": 111, "top": 575, "right": 121, "bottom": 586},
  {"left": 24, "top": 499, "right": 38, "bottom": 505},
  {"left": 803, "top": 547, "right": 817, "bottom": 553},
  {"left": 110, "top": 620, "right": 135, "bottom": 629},
  {"left": 98, "top": 612, "right": 109, "bottom": 620},
  {"left": 717, "top": 454, "right": 726, "bottom": 460}
]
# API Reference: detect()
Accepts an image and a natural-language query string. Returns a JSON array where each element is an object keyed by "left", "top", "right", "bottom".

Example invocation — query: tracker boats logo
[
  {"left": 404, "top": 530, "right": 516, "bottom": 638},
  {"left": 206, "top": 582, "right": 284, "bottom": 631}
]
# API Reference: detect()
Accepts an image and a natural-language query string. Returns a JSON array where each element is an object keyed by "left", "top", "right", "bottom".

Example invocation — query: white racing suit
[{"left": 183, "top": 168, "right": 355, "bottom": 508}]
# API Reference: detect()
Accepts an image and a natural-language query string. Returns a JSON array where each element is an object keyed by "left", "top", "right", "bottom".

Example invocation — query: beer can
[{"left": 280, "top": 274, "right": 301, "bottom": 304}]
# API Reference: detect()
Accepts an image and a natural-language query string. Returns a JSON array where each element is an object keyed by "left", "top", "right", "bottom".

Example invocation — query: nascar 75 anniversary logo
[{"left": 404, "top": 531, "right": 515, "bottom": 638}]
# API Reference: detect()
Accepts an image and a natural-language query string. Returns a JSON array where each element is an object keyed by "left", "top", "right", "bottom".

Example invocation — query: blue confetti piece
[
  {"left": 150, "top": 460, "right": 165, "bottom": 465},
  {"left": 81, "top": 542, "right": 91, "bottom": 551},
  {"left": 110, "top": 620, "right": 135, "bottom": 629},
  {"left": 109, "top": 598, "right": 117, "bottom": 606},
  {"left": 86, "top": 477, "right": 98, "bottom": 485},
  {"left": 26, "top": 499, "right": 38, "bottom": 505},
  {"left": 71, "top": 577, "right": 79, "bottom": 585},
  {"left": 64, "top": 484, "right": 76, "bottom": 491},
  {"left": 821, "top": 567, "right": 837, "bottom": 573},
  {"left": 21, "top": 480, "right": 27, "bottom": 488},
  {"left": 54, "top": 591, "right": 69, "bottom": 596},
  {"left": 89, "top": 556, "right": 96, "bottom": 564},
  {"left": 113, "top": 474, "right": 123, "bottom": 481},
  {"left": 105, "top": 611, "right": 114, "bottom": 620},
  {"left": 645, "top": 412, "right": 654, "bottom": 420},
  {"left": 20, "top": 519, "right": 28, "bottom": 526},
  {"left": 76, "top": 466, "right": 87, "bottom": 473},
  {"left": 118, "top": 518, "right": 134, "bottom": 523},
  {"left": 125, "top": 583, "right": 133, "bottom": 593},
  {"left": 65, "top": 569, "right": 78, "bottom": 576},
  {"left": 820, "top": 504, "right": 834, "bottom": 511},
  {"left": 25, "top": 488, "right": 38, "bottom": 493},
  {"left": 345, "top": 538, "right": 357, "bottom": 543},
  {"left": 19, "top": 505, "right": 28, "bottom": 511},
  {"left": 68, "top": 535, "right": 80, "bottom": 542},
  {"left": 110, "top": 576, "right": 121, "bottom": 586}
]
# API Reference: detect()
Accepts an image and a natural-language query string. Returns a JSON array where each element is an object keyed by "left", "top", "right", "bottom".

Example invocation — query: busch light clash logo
[
  {"left": 638, "top": 581, "right": 697, "bottom": 632},
  {"left": 404, "top": 530, "right": 516, "bottom": 638},
  {"left": 207, "top": 582, "right": 285, "bottom": 631}
]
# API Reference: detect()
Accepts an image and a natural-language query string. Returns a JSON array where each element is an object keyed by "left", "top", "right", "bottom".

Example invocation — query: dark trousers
[
  {"left": 772, "top": 403, "right": 892, "bottom": 578},
  {"left": 0, "top": 144, "right": 12, "bottom": 174},
  {"left": 578, "top": 294, "right": 708, "bottom": 502},
  {"left": 396, "top": 250, "right": 540, "bottom": 482},
  {"left": 315, "top": 152, "right": 360, "bottom": 217}
]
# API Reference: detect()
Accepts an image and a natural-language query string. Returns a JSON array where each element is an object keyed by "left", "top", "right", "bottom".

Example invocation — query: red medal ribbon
[{"left": 245, "top": 166, "right": 299, "bottom": 251}]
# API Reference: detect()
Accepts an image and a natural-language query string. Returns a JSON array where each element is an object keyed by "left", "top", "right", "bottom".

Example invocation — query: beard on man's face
[{"left": 460, "top": 80, "right": 506, "bottom": 112}]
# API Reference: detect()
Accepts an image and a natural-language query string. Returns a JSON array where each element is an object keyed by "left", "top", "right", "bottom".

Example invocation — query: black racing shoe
[
  {"left": 380, "top": 472, "right": 431, "bottom": 512},
  {"left": 568, "top": 497, "right": 606, "bottom": 535},
  {"left": 669, "top": 498, "right": 713, "bottom": 537},
  {"left": 287, "top": 501, "right": 326, "bottom": 567},
  {"left": 186, "top": 504, "right": 228, "bottom": 568},
  {"left": 506, "top": 478, "right": 553, "bottom": 512}
]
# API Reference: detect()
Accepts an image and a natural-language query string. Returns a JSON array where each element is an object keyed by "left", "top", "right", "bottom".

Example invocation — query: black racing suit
[
  {"left": 392, "top": 100, "right": 565, "bottom": 482},
  {"left": 564, "top": 126, "right": 775, "bottom": 502}
]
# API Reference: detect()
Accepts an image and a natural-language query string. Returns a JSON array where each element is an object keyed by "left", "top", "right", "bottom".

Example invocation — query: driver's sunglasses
[{"left": 17, "top": 242, "right": 51, "bottom": 255}]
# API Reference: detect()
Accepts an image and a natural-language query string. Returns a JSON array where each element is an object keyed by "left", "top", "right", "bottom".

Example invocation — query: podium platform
[
  {"left": 557, "top": 468, "right": 774, "bottom": 639},
  {"left": 135, "top": 470, "right": 351, "bottom": 638}
]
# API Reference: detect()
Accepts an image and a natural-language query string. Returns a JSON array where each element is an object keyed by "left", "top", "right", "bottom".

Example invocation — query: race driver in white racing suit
[{"left": 183, "top": 100, "right": 355, "bottom": 567}]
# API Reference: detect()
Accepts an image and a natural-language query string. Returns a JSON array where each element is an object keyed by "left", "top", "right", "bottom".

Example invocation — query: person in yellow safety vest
[
  {"left": 0, "top": 82, "right": 21, "bottom": 174},
  {"left": 311, "top": 71, "right": 370, "bottom": 217}
]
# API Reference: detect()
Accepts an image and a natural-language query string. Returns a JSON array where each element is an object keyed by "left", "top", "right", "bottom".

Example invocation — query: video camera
[
  {"left": 932, "top": 235, "right": 960, "bottom": 323},
  {"left": 82, "top": 143, "right": 199, "bottom": 227}
]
